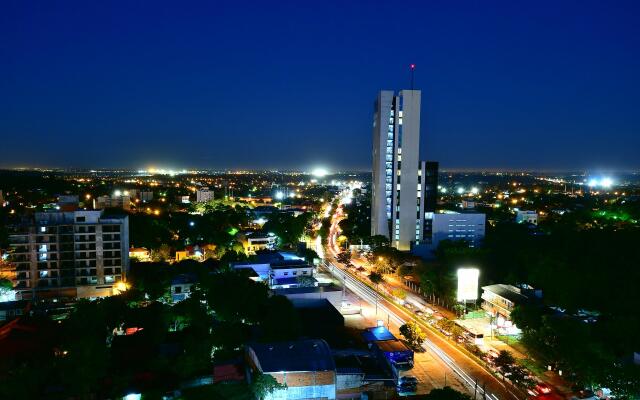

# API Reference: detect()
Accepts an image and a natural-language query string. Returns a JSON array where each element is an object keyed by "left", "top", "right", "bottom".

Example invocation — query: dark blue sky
[{"left": 2, "top": 1, "right": 639, "bottom": 171}]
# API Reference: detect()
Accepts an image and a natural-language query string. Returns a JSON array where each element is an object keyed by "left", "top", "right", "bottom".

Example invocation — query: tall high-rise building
[
  {"left": 371, "top": 90, "right": 423, "bottom": 250},
  {"left": 420, "top": 161, "right": 439, "bottom": 242}
]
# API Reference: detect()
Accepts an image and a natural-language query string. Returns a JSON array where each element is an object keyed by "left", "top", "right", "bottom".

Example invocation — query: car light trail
[{"left": 323, "top": 259, "right": 517, "bottom": 400}]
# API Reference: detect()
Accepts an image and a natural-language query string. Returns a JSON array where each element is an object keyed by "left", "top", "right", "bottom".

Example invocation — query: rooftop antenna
[{"left": 410, "top": 63, "right": 416, "bottom": 90}]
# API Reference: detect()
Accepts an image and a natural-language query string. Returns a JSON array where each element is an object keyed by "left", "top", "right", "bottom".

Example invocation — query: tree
[
  {"left": 392, "top": 288, "right": 407, "bottom": 301},
  {"left": 128, "top": 261, "right": 172, "bottom": 300},
  {"left": 0, "top": 277, "right": 13, "bottom": 299},
  {"left": 251, "top": 372, "right": 287, "bottom": 400},
  {"left": 150, "top": 244, "right": 172, "bottom": 262},
  {"left": 296, "top": 275, "right": 315, "bottom": 287},
  {"left": 298, "top": 248, "right": 319, "bottom": 265},
  {"left": 399, "top": 320, "right": 426, "bottom": 349},
  {"left": 397, "top": 263, "right": 413, "bottom": 277},
  {"left": 510, "top": 304, "right": 543, "bottom": 332},
  {"left": 263, "top": 212, "right": 312, "bottom": 248},
  {"left": 368, "top": 272, "right": 384, "bottom": 285},
  {"left": 494, "top": 350, "right": 516, "bottom": 371},
  {"left": 336, "top": 251, "right": 351, "bottom": 265},
  {"left": 369, "top": 234, "right": 390, "bottom": 250},
  {"left": 204, "top": 271, "right": 269, "bottom": 323}
]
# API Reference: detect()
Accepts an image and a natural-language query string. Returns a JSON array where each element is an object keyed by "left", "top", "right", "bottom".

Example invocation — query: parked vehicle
[
  {"left": 399, "top": 375, "right": 418, "bottom": 385},
  {"left": 397, "top": 381, "right": 418, "bottom": 395}
]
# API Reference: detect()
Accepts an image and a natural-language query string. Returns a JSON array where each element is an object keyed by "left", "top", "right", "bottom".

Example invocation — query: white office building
[
  {"left": 371, "top": 90, "right": 424, "bottom": 250},
  {"left": 431, "top": 212, "right": 486, "bottom": 248}
]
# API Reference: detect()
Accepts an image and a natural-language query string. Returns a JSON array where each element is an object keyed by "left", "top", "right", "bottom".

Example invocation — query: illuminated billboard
[{"left": 457, "top": 268, "right": 479, "bottom": 302}]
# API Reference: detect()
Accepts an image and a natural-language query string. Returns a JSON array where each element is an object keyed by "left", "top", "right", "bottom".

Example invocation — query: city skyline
[{"left": 2, "top": 1, "right": 640, "bottom": 171}]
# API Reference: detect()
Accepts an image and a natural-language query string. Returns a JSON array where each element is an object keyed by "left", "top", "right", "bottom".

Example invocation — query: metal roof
[
  {"left": 481, "top": 284, "right": 530, "bottom": 304},
  {"left": 247, "top": 339, "right": 335, "bottom": 373},
  {"left": 361, "top": 326, "right": 396, "bottom": 342}
]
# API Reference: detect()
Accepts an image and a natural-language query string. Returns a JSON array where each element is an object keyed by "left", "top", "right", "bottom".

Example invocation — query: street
[{"left": 320, "top": 199, "right": 527, "bottom": 400}]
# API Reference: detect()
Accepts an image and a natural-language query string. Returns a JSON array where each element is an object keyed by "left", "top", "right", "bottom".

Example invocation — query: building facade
[
  {"left": 245, "top": 339, "right": 337, "bottom": 400},
  {"left": 238, "top": 231, "right": 277, "bottom": 255},
  {"left": 196, "top": 187, "right": 214, "bottom": 203},
  {"left": 481, "top": 284, "right": 542, "bottom": 334},
  {"left": 93, "top": 194, "right": 131, "bottom": 210},
  {"left": 4, "top": 210, "right": 129, "bottom": 301},
  {"left": 431, "top": 211, "right": 486, "bottom": 248},
  {"left": 515, "top": 210, "right": 538, "bottom": 225},
  {"left": 371, "top": 90, "right": 423, "bottom": 250}
]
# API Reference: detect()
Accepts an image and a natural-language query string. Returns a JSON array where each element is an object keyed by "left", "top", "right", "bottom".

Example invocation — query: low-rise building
[
  {"left": 273, "top": 284, "right": 343, "bottom": 310},
  {"left": 176, "top": 195, "right": 190, "bottom": 204},
  {"left": 238, "top": 231, "right": 276, "bottom": 255},
  {"left": 129, "top": 247, "right": 150, "bottom": 261},
  {"left": 431, "top": 211, "right": 486, "bottom": 248},
  {"left": 245, "top": 339, "right": 337, "bottom": 400},
  {"left": 481, "top": 284, "right": 542, "bottom": 334},
  {"left": 170, "top": 274, "right": 195, "bottom": 303},
  {"left": 93, "top": 194, "right": 131, "bottom": 211},
  {"left": 57, "top": 195, "right": 79, "bottom": 211},
  {"left": 515, "top": 210, "right": 538, "bottom": 225},
  {"left": 0, "top": 300, "right": 29, "bottom": 322},
  {"left": 232, "top": 252, "right": 316, "bottom": 289},
  {"left": 140, "top": 191, "right": 153, "bottom": 202}
]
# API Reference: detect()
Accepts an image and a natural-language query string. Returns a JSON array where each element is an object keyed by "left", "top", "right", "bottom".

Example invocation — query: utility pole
[{"left": 474, "top": 379, "right": 478, "bottom": 400}]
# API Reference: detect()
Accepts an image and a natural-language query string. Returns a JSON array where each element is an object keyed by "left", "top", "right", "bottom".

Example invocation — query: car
[
  {"left": 415, "top": 310, "right": 424, "bottom": 317},
  {"left": 397, "top": 382, "right": 418, "bottom": 394},
  {"left": 535, "top": 384, "right": 552, "bottom": 395},
  {"left": 399, "top": 375, "right": 418, "bottom": 384},
  {"left": 527, "top": 387, "right": 540, "bottom": 397}
]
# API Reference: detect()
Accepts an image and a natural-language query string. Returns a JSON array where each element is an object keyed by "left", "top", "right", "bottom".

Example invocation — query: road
[{"left": 323, "top": 201, "right": 527, "bottom": 400}]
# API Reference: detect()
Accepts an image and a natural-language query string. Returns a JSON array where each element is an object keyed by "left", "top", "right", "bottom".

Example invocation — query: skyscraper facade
[
  {"left": 420, "top": 161, "right": 439, "bottom": 242},
  {"left": 371, "top": 90, "right": 423, "bottom": 250}
]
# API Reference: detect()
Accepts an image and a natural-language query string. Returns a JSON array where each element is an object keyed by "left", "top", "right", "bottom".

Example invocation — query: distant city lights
[
  {"left": 311, "top": 167, "right": 329, "bottom": 178},
  {"left": 587, "top": 177, "right": 614, "bottom": 189},
  {"left": 274, "top": 191, "right": 285, "bottom": 200}
]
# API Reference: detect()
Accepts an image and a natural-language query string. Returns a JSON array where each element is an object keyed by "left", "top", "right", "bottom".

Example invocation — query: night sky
[{"left": 2, "top": 1, "right": 639, "bottom": 171}]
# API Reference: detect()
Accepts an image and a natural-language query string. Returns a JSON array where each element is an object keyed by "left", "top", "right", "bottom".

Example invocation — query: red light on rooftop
[{"left": 410, "top": 64, "right": 416, "bottom": 69}]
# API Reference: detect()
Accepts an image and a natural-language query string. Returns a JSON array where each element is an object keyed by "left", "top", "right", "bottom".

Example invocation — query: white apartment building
[{"left": 196, "top": 187, "right": 214, "bottom": 203}]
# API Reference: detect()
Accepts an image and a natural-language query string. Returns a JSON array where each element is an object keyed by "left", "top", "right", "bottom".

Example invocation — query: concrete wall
[
  {"left": 267, "top": 371, "right": 336, "bottom": 400},
  {"left": 280, "top": 288, "right": 342, "bottom": 309}
]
